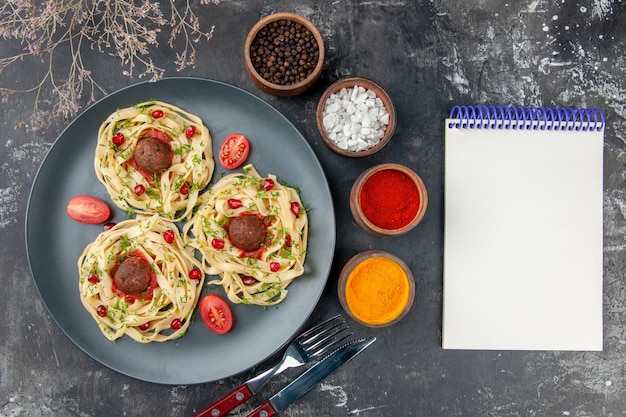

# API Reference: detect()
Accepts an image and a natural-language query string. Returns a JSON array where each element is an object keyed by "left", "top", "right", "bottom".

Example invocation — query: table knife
[{"left": 245, "top": 337, "right": 376, "bottom": 417}]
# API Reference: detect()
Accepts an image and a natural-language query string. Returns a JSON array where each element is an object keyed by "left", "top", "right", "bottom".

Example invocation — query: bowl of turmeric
[{"left": 338, "top": 250, "right": 415, "bottom": 328}]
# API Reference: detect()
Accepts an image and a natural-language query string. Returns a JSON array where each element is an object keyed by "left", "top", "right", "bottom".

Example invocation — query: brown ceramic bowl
[
  {"left": 350, "top": 163, "right": 428, "bottom": 237},
  {"left": 316, "top": 77, "right": 396, "bottom": 157},
  {"left": 244, "top": 12, "right": 324, "bottom": 97},
  {"left": 338, "top": 250, "right": 415, "bottom": 328}
]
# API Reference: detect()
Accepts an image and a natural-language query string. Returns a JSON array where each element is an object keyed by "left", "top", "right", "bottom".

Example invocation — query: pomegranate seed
[
  {"left": 285, "top": 234, "right": 292, "bottom": 247},
  {"left": 290, "top": 202, "right": 301, "bottom": 216},
  {"left": 88, "top": 274, "right": 99, "bottom": 284},
  {"left": 151, "top": 109, "right": 164, "bottom": 119},
  {"left": 170, "top": 318, "right": 182, "bottom": 330},
  {"left": 163, "top": 230, "right": 175, "bottom": 244},
  {"left": 189, "top": 268, "right": 202, "bottom": 280},
  {"left": 139, "top": 322, "right": 150, "bottom": 331},
  {"left": 270, "top": 262, "right": 280, "bottom": 272},
  {"left": 262, "top": 179, "right": 275, "bottom": 191},
  {"left": 134, "top": 184, "right": 146, "bottom": 195},
  {"left": 242, "top": 276, "right": 258, "bottom": 285},
  {"left": 112, "top": 132, "right": 125, "bottom": 146},
  {"left": 228, "top": 199, "right": 242, "bottom": 209},
  {"left": 179, "top": 183, "right": 189, "bottom": 195},
  {"left": 96, "top": 305, "right": 107, "bottom": 317},
  {"left": 185, "top": 125, "right": 196, "bottom": 138},
  {"left": 103, "top": 222, "right": 116, "bottom": 231},
  {"left": 211, "top": 238, "right": 225, "bottom": 249}
]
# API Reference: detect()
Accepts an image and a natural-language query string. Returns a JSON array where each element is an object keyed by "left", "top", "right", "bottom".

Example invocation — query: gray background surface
[{"left": 1, "top": 1, "right": 625, "bottom": 416}]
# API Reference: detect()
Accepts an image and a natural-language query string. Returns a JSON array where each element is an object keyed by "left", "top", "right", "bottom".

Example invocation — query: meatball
[
  {"left": 114, "top": 256, "right": 151, "bottom": 295},
  {"left": 228, "top": 214, "right": 267, "bottom": 252},
  {"left": 133, "top": 137, "right": 173, "bottom": 175}
]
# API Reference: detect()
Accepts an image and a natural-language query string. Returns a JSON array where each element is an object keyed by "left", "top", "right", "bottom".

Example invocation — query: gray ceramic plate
[{"left": 25, "top": 78, "right": 335, "bottom": 385}]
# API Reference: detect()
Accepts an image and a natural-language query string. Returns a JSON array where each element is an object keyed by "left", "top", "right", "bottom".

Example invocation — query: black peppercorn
[{"left": 249, "top": 18, "right": 319, "bottom": 86}]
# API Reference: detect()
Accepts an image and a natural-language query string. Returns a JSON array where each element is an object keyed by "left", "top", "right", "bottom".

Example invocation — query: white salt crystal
[
  {"left": 322, "top": 113, "right": 337, "bottom": 130},
  {"left": 321, "top": 84, "right": 390, "bottom": 152}
]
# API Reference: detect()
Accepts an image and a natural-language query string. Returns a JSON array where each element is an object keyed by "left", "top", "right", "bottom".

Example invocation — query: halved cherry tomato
[
  {"left": 219, "top": 133, "right": 250, "bottom": 169},
  {"left": 66, "top": 195, "right": 111, "bottom": 224},
  {"left": 199, "top": 294, "right": 233, "bottom": 334}
]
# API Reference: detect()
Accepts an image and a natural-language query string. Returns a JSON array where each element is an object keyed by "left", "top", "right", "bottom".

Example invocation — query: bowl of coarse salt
[{"left": 316, "top": 77, "right": 396, "bottom": 157}]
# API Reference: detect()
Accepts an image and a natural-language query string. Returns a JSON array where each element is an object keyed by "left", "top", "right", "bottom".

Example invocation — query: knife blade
[{"left": 245, "top": 337, "right": 376, "bottom": 417}]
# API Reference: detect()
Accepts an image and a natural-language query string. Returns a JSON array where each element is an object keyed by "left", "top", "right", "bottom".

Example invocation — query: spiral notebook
[{"left": 442, "top": 106, "right": 604, "bottom": 351}]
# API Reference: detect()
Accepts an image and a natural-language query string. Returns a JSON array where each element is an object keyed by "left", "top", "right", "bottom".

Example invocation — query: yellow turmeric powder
[{"left": 345, "top": 256, "right": 410, "bottom": 326}]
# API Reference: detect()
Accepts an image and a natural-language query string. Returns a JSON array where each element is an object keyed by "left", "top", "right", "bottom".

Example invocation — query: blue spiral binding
[{"left": 448, "top": 106, "right": 605, "bottom": 132}]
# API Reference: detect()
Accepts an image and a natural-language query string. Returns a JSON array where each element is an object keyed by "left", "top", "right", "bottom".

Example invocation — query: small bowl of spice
[
  {"left": 316, "top": 77, "right": 396, "bottom": 157},
  {"left": 244, "top": 12, "right": 324, "bottom": 96},
  {"left": 338, "top": 250, "right": 415, "bottom": 328},
  {"left": 350, "top": 163, "right": 428, "bottom": 237}
]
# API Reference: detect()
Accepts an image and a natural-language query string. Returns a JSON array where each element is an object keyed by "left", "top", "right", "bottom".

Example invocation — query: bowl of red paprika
[
  {"left": 350, "top": 163, "right": 428, "bottom": 237},
  {"left": 244, "top": 12, "right": 325, "bottom": 97},
  {"left": 338, "top": 250, "right": 415, "bottom": 328}
]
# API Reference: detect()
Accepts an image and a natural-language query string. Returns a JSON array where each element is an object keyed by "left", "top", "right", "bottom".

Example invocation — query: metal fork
[{"left": 193, "top": 315, "right": 351, "bottom": 417}]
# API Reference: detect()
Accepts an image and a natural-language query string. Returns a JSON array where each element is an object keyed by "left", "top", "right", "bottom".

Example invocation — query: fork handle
[{"left": 193, "top": 384, "right": 253, "bottom": 417}]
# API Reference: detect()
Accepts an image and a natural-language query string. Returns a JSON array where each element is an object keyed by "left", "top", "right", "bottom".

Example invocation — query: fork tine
[
  {"left": 307, "top": 331, "right": 353, "bottom": 358},
  {"left": 296, "top": 314, "right": 343, "bottom": 342},
  {"left": 299, "top": 316, "right": 352, "bottom": 357},
  {"left": 301, "top": 321, "right": 350, "bottom": 350},
  {"left": 299, "top": 316, "right": 347, "bottom": 346}
]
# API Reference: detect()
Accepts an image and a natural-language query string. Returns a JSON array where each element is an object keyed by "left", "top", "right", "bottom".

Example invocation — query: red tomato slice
[
  {"left": 139, "top": 128, "right": 172, "bottom": 143},
  {"left": 199, "top": 294, "right": 234, "bottom": 334},
  {"left": 219, "top": 133, "right": 250, "bottom": 169},
  {"left": 66, "top": 195, "right": 111, "bottom": 224}
]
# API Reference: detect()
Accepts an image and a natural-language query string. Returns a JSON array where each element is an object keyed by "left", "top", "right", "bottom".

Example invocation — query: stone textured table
[{"left": 1, "top": 1, "right": 625, "bottom": 416}]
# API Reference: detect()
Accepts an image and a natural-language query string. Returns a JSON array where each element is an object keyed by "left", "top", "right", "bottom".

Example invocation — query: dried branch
[{"left": 0, "top": 0, "right": 219, "bottom": 130}]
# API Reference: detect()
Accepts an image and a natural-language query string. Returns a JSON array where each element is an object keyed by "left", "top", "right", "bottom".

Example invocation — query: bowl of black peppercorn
[{"left": 244, "top": 12, "right": 324, "bottom": 97}]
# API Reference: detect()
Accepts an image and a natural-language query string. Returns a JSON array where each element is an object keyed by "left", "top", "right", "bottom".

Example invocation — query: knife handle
[
  {"left": 193, "top": 384, "right": 253, "bottom": 417},
  {"left": 245, "top": 401, "right": 277, "bottom": 417}
]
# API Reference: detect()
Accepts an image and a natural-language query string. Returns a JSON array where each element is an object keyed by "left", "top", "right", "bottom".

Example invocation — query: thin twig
[{"left": 0, "top": 0, "right": 219, "bottom": 131}]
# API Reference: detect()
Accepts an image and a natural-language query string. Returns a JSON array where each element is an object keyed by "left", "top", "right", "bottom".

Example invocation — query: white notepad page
[{"left": 443, "top": 114, "right": 604, "bottom": 351}]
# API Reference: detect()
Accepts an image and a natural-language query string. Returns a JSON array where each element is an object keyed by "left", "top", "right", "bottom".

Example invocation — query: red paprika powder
[{"left": 359, "top": 169, "right": 420, "bottom": 230}]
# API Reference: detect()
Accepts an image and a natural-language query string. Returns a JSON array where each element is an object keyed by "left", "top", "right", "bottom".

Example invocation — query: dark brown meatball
[
  {"left": 133, "top": 137, "right": 173, "bottom": 175},
  {"left": 114, "top": 256, "right": 151, "bottom": 295},
  {"left": 227, "top": 214, "right": 267, "bottom": 252}
]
